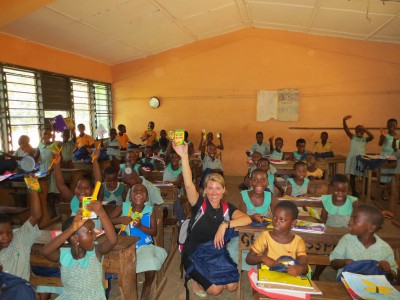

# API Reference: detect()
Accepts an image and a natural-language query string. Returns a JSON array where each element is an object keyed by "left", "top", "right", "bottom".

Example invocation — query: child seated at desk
[
  {"left": 269, "top": 136, "right": 285, "bottom": 160},
  {"left": 312, "top": 174, "right": 358, "bottom": 281},
  {"left": 256, "top": 158, "right": 284, "bottom": 196},
  {"left": 13, "top": 134, "right": 38, "bottom": 164},
  {"left": 99, "top": 166, "right": 127, "bottom": 205},
  {"left": 289, "top": 138, "right": 308, "bottom": 161},
  {"left": 112, "top": 184, "right": 167, "bottom": 300},
  {"left": 330, "top": 205, "right": 398, "bottom": 282},
  {"left": 314, "top": 131, "right": 333, "bottom": 158},
  {"left": 61, "top": 128, "right": 76, "bottom": 169},
  {"left": 137, "top": 146, "right": 159, "bottom": 175},
  {"left": 200, "top": 143, "right": 223, "bottom": 188},
  {"left": 306, "top": 153, "right": 324, "bottom": 180},
  {"left": 285, "top": 161, "right": 311, "bottom": 197},
  {"left": 246, "top": 131, "right": 270, "bottom": 157},
  {"left": 240, "top": 152, "right": 262, "bottom": 190},
  {"left": 0, "top": 187, "right": 42, "bottom": 281},
  {"left": 102, "top": 128, "right": 121, "bottom": 161},
  {"left": 119, "top": 150, "right": 141, "bottom": 176},
  {"left": 116, "top": 124, "right": 134, "bottom": 150},
  {"left": 75, "top": 123, "right": 95, "bottom": 151},
  {"left": 246, "top": 200, "right": 309, "bottom": 277},
  {"left": 42, "top": 204, "right": 117, "bottom": 300},
  {"left": 228, "top": 169, "right": 276, "bottom": 271}
]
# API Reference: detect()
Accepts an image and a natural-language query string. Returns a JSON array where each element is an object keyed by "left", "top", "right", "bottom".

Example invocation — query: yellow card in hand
[{"left": 82, "top": 181, "right": 101, "bottom": 219}]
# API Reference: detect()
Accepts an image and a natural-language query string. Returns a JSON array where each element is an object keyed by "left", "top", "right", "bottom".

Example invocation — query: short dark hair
[
  {"left": 296, "top": 138, "right": 306, "bottom": 145},
  {"left": 256, "top": 131, "right": 263, "bottom": 136},
  {"left": 294, "top": 161, "right": 306, "bottom": 170},
  {"left": 387, "top": 118, "right": 397, "bottom": 126},
  {"left": 251, "top": 168, "right": 267, "bottom": 179},
  {"left": 103, "top": 166, "right": 117, "bottom": 178},
  {"left": 257, "top": 158, "right": 270, "bottom": 165},
  {"left": 117, "top": 124, "right": 124, "bottom": 130},
  {"left": 330, "top": 174, "right": 349, "bottom": 186},
  {"left": 0, "top": 213, "right": 12, "bottom": 225},
  {"left": 275, "top": 137, "right": 283, "bottom": 142},
  {"left": 109, "top": 128, "right": 117, "bottom": 134},
  {"left": 274, "top": 200, "right": 298, "bottom": 220},
  {"left": 356, "top": 204, "right": 384, "bottom": 230}
]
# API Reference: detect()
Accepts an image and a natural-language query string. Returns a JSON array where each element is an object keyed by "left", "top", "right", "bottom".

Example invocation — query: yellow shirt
[
  {"left": 251, "top": 231, "right": 306, "bottom": 261},
  {"left": 141, "top": 130, "right": 157, "bottom": 146},
  {"left": 75, "top": 134, "right": 95, "bottom": 149},
  {"left": 314, "top": 141, "right": 332, "bottom": 153},
  {"left": 116, "top": 133, "right": 131, "bottom": 148}
]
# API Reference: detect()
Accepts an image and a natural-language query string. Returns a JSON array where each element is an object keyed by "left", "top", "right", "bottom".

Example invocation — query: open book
[
  {"left": 341, "top": 272, "right": 400, "bottom": 300},
  {"left": 292, "top": 220, "right": 325, "bottom": 234}
]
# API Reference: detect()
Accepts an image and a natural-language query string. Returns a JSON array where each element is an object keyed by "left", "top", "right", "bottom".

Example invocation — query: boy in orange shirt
[{"left": 75, "top": 123, "right": 95, "bottom": 151}]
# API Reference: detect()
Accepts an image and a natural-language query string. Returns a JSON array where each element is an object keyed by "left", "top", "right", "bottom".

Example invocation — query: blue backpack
[{"left": 0, "top": 273, "right": 35, "bottom": 300}]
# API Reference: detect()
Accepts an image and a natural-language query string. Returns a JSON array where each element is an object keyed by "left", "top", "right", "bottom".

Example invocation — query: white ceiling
[{"left": 1, "top": 0, "right": 400, "bottom": 65}]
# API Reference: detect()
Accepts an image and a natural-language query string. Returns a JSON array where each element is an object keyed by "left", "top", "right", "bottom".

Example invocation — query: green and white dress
[
  {"left": 321, "top": 195, "right": 357, "bottom": 228},
  {"left": 227, "top": 191, "right": 272, "bottom": 271},
  {"left": 56, "top": 248, "right": 105, "bottom": 300}
]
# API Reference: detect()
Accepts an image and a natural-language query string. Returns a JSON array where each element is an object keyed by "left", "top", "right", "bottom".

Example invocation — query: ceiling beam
[{"left": 0, "top": 0, "right": 55, "bottom": 28}]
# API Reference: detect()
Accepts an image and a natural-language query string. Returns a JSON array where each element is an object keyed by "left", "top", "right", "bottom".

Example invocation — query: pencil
[{"left": 118, "top": 206, "right": 133, "bottom": 235}]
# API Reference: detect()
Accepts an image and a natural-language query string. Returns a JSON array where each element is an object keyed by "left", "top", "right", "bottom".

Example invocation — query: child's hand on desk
[
  {"left": 286, "top": 265, "right": 303, "bottom": 277},
  {"left": 378, "top": 260, "right": 391, "bottom": 274}
]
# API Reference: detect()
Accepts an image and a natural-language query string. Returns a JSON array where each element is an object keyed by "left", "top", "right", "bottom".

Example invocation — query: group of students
[{"left": 1, "top": 116, "right": 400, "bottom": 299}]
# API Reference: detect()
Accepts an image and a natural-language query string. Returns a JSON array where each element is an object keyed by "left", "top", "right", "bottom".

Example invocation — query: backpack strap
[{"left": 221, "top": 201, "right": 229, "bottom": 221}]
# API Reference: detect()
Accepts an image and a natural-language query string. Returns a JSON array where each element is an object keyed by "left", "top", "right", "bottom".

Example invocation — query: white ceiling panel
[
  {"left": 124, "top": 20, "right": 192, "bottom": 52},
  {"left": 308, "top": 28, "right": 366, "bottom": 40},
  {"left": 373, "top": 15, "right": 400, "bottom": 37},
  {"left": 180, "top": 4, "right": 242, "bottom": 36},
  {"left": 1, "top": 0, "right": 400, "bottom": 64},
  {"left": 312, "top": 8, "right": 392, "bottom": 35},
  {"left": 248, "top": 2, "right": 315, "bottom": 27},
  {"left": 157, "top": 0, "right": 235, "bottom": 18},
  {"left": 320, "top": 0, "right": 400, "bottom": 15}
]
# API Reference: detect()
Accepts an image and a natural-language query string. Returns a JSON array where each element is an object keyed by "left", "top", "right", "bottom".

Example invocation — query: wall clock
[{"left": 149, "top": 97, "right": 160, "bottom": 109}]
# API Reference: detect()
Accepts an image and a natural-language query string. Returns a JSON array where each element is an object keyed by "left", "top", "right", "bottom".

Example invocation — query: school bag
[
  {"left": 179, "top": 198, "right": 238, "bottom": 299},
  {"left": 0, "top": 272, "right": 35, "bottom": 300},
  {"left": 178, "top": 198, "right": 229, "bottom": 253}
]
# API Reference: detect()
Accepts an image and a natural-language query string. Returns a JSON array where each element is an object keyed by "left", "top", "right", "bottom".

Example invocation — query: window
[
  {"left": 0, "top": 64, "right": 112, "bottom": 152},
  {"left": 2, "top": 67, "right": 41, "bottom": 150}
]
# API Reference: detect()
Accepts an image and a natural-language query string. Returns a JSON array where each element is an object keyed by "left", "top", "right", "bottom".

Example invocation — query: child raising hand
[{"left": 42, "top": 203, "right": 117, "bottom": 300}]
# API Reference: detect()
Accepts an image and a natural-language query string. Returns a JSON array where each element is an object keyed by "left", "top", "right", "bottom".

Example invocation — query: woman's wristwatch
[{"left": 223, "top": 220, "right": 230, "bottom": 229}]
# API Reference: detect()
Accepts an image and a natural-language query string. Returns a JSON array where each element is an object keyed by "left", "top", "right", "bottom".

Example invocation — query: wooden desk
[
  {"left": 323, "top": 155, "right": 346, "bottom": 178},
  {"left": 0, "top": 205, "right": 29, "bottom": 225},
  {"left": 236, "top": 219, "right": 400, "bottom": 300},
  {"left": 31, "top": 232, "right": 139, "bottom": 300},
  {"left": 253, "top": 281, "right": 400, "bottom": 300},
  {"left": 144, "top": 170, "right": 164, "bottom": 183},
  {"left": 272, "top": 161, "right": 329, "bottom": 179},
  {"left": 277, "top": 196, "right": 323, "bottom": 208}
]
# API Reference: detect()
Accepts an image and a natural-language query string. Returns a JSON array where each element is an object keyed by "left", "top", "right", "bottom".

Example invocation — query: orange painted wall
[
  {"left": 112, "top": 28, "right": 400, "bottom": 176},
  {"left": 0, "top": 33, "right": 112, "bottom": 82}
]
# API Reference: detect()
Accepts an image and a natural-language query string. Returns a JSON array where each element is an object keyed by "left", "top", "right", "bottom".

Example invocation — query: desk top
[
  {"left": 237, "top": 218, "right": 400, "bottom": 249},
  {"left": 0, "top": 206, "right": 29, "bottom": 214},
  {"left": 34, "top": 230, "right": 137, "bottom": 252},
  {"left": 253, "top": 281, "right": 400, "bottom": 300}
]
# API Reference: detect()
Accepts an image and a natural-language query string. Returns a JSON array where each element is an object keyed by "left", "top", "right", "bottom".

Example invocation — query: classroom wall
[
  {"left": 112, "top": 27, "right": 400, "bottom": 176},
  {"left": 0, "top": 33, "right": 112, "bottom": 82}
]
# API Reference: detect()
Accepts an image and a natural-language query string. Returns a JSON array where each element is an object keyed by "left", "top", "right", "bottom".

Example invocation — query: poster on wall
[{"left": 257, "top": 89, "right": 300, "bottom": 121}]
